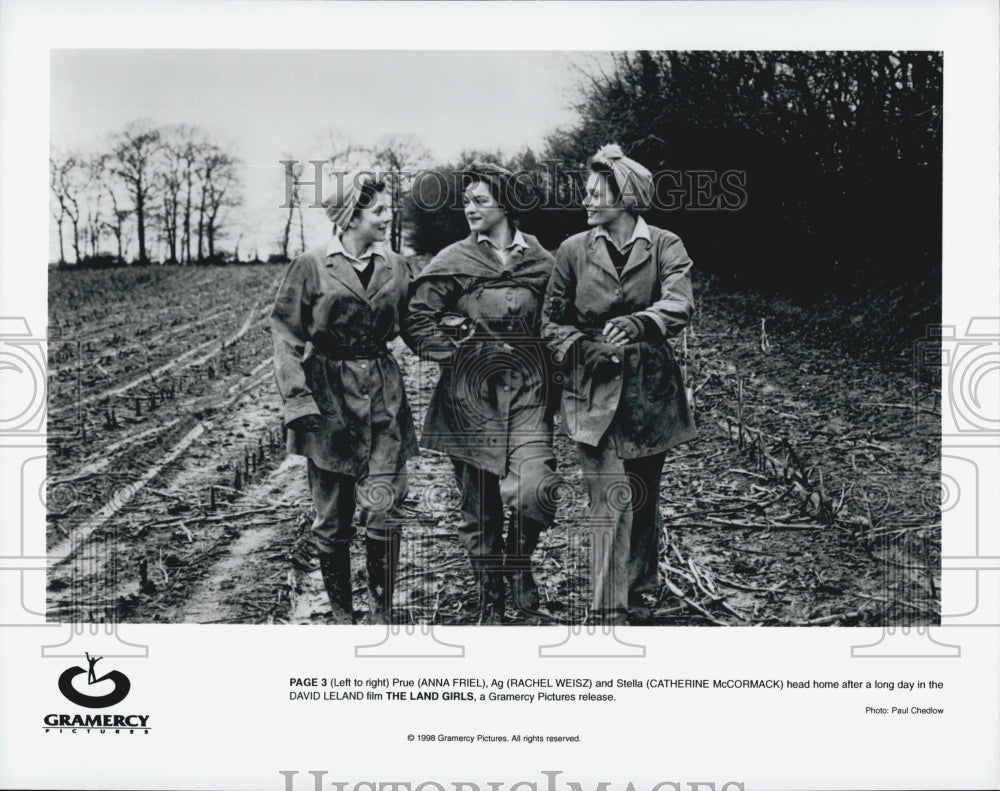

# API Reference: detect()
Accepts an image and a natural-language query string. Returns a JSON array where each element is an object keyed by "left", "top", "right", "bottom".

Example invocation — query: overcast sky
[{"left": 51, "top": 49, "right": 597, "bottom": 259}]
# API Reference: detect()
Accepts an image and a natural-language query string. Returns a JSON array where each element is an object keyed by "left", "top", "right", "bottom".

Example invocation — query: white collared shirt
[
  {"left": 594, "top": 215, "right": 651, "bottom": 254},
  {"left": 478, "top": 229, "right": 528, "bottom": 265},
  {"left": 327, "top": 231, "right": 385, "bottom": 271}
]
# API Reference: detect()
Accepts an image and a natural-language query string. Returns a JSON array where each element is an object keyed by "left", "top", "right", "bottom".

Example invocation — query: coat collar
[
  {"left": 477, "top": 229, "right": 528, "bottom": 259},
  {"left": 587, "top": 219, "right": 651, "bottom": 280},
  {"left": 593, "top": 215, "right": 651, "bottom": 251},
  {"left": 324, "top": 235, "right": 391, "bottom": 303},
  {"left": 326, "top": 232, "right": 386, "bottom": 267}
]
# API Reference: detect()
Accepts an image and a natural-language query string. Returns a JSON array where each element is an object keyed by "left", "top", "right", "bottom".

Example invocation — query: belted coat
[
  {"left": 401, "top": 232, "right": 555, "bottom": 477},
  {"left": 270, "top": 244, "right": 419, "bottom": 476},
  {"left": 541, "top": 224, "right": 698, "bottom": 458}
]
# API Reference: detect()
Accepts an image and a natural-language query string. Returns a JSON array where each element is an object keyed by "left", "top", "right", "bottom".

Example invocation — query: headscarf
[
  {"left": 589, "top": 144, "right": 653, "bottom": 212},
  {"left": 323, "top": 168, "right": 384, "bottom": 231}
]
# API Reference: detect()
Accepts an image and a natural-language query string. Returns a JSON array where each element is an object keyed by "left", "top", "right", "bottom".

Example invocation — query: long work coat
[
  {"left": 402, "top": 232, "right": 555, "bottom": 478},
  {"left": 541, "top": 224, "right": 698, "bottom": 458},
  {"left": 270, "top": 244, "right": 418, "bottom": 477}
]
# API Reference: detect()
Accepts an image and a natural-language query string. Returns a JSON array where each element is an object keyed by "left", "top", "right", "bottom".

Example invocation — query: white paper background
[{"left": 1, "top": 2, "right": 998, "bottom": 790}]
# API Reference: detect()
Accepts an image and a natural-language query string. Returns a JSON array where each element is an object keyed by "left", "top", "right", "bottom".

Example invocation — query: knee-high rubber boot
[
  {"left": 318, "top": 547, "right": 354, "bottom": 625},
  {"left": 365, "top": 534, "right": 399, "bottom": 625},
  {"left": 505, "top": 518, "right": 544, "bottom": 613},
  {"left": 471, "top": 556, "right": 506, "bottom": 625}
]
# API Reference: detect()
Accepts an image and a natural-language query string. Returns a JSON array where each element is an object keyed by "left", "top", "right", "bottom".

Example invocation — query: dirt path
[{"left": 47, "top": 268, "right": 939, "bottom": 627}]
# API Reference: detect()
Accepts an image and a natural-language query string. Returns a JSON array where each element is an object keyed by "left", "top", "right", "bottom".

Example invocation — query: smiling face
[
  {"left": 583, "top": 171, "right": 627, "bottom": 228},
  {"left": 463, "top": 180, "right": 508, "bottom": 236},
  {"left": 348, "top": 188, "right": 391, "bottom": 247}
]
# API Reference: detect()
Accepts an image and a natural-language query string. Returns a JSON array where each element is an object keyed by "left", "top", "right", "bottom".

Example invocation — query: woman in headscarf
[
  {"left": 542, "top": 144, "right": 697, "bottom": 625},
  {"left": 403, "top": 162, "right": 558, "bottom": 624},
  {"left": 271, "top": 169, "right": 418, "bottom": 625}
]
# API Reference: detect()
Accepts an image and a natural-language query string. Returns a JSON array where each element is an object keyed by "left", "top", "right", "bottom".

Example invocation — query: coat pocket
[{"left": 636, "top": 340, "right": 678, "bottom": 398}]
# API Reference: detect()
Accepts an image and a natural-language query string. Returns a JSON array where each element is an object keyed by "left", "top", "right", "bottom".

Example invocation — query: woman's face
[
  {"left": 349, "top": 189, "right": 392, "bottom": 246},
  {"left": 463, "top": 180, "right": 507, "bottom": 236},
  {"left": 583, "top": 172, "right": 626, "bottom": 227}
]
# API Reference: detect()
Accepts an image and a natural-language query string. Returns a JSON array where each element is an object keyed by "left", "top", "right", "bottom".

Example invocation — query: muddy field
[{"left": 46, "top": 262, "right": 941, "bottom": 627}]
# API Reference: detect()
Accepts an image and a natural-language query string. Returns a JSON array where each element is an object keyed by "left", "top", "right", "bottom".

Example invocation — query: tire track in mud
[
  {"left": 49, "top": 305, "right": 270, "bottom": 415},
  {"left": 149, "top": 455, "right": 310, "bottom": 624},
  {"left": 48, "top": 370, "right": 297, "bottom": 623},
  {"left": 47, "top": 307, "right": 230, "bottom": 377},
  {"left": 47, "top": 268, "right": 287, "bottom": 620}
]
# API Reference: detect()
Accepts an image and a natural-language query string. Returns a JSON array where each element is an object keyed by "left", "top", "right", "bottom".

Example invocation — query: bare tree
[
  {"left": 49, "top": 155, "right": 68, "bottom": 265},
  {"left": 156, "top": 125, "right": 191, "bottom": 264},
  {"left": 297, "top": 188, "right": 307, "bottom": 255},
  {"left": 93, "top": 153, "right": 132, "bottom": 265},
  {"left": 50, "top": 152, "right": 87, "bottom": 263},
  {"left": 371, "top": 135, "right": 430, "bottom": 252},
  {"left": 84, "top": 156, "right": 106, "bottom": 258},
  {"left": 109, "top": 120, "right": 161, "bottom": 264},
  {"left": 173, "top": 125, "right": 208, "bottom": 265},
  {"left": 200, "top": 143, "right": 242, "bottom": 261},
  {"left": 278, "top": 156, "right": 302, "bottom": 261}
]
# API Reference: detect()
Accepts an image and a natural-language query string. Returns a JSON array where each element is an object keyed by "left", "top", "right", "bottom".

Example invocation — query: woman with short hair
[
  {"left": 271, "top": 170, "right": 417, "bottom": 624},
  {"left": 403, "top": 162, "right": 558, "bottom": 624},
  {"left": 542, "top": 144, "right": 697, "bottom": 625}
]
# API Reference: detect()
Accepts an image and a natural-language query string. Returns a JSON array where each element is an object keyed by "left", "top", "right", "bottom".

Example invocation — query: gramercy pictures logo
[
  {"left": 58, "top": 652, "right": 131, "bottom": 708},
  {"left": 45, "top": 652, "right": 150, "bottom": 734}
]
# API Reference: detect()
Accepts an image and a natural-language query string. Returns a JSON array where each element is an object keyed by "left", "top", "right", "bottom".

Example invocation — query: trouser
[
  {"left": 450, "top": 439, "right": 558, "bottom": 566},
  {"left": 576, "top": 434, "right": 667, "bottom": 617},
  {"left": 306, "top": 460, "right": 408, "bottom": 553}
]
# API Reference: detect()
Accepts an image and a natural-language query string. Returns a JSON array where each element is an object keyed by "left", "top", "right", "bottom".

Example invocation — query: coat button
[
  {"left": 360, "top": 362, "right": 367, "bottom": 369},
  {"left": 503, "top": 385, "right": 510, "bottom": 392},
  {"left": 614, "top": 375, "right": 621, "bottom": 381}
]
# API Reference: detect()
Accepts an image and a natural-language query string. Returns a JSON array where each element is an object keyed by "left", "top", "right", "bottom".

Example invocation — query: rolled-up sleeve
[
  {"left": 270, "top": 255, "right": 321, "bottom": 424},
  {"left": 541, "top": 243, "right": 585, "bottom": 362},
  {"left": 401, "top": 276, "right": 463, "bottom": 364},
  {"left": 635, "top": 233, "right": 694, "bottom": 338}
]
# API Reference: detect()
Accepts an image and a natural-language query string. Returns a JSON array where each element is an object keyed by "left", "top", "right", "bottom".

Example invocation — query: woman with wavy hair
[
  {"left": 542, "top": 145, "right": 697, "bottom": 625},
  {"left": 271, "top": 170, "right": 417, "bottom": 624},
  {"left": 403, "top": 162, "right": 558, "bottom": 624}
]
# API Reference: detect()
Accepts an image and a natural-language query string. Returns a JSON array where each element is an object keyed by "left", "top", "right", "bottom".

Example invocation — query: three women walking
[{"left": 271, "top": 147, "right": 696, "bottom": 625}]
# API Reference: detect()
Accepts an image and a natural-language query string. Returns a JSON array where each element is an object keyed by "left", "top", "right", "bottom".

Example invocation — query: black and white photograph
[
  {"left": 44, "top": 48, "right": 944, "bottom": 629},
  {"left": 1, "top": 2, "right": 998, "bottom": 790}
]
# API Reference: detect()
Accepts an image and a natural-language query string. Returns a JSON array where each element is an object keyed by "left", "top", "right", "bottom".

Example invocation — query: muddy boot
[
  {"left": 365, "top": 534, "right": 399, "bottom": 626},
  {"left": 627, "top": 592, "right": 653, "bottom": 623},
  {"left": 505, "top": 519, "right": 543, "bottom": 613},
  {"left": 318, "top": 548, "right": 354, "bottom": 625},
  {"left": 472, "top": 556, "right": 506, "bottom": 625}
]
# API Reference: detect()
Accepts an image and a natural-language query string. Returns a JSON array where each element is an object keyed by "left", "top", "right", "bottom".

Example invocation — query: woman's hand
[
  {"left": 580, "top": 339, "right": 621, "bottom": 383},
  {"left": 438, "top": 313, "right": 476, "bottom": 343},
  {"left": 603, "top": 315, "right": 644, "bottom": 346}
]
